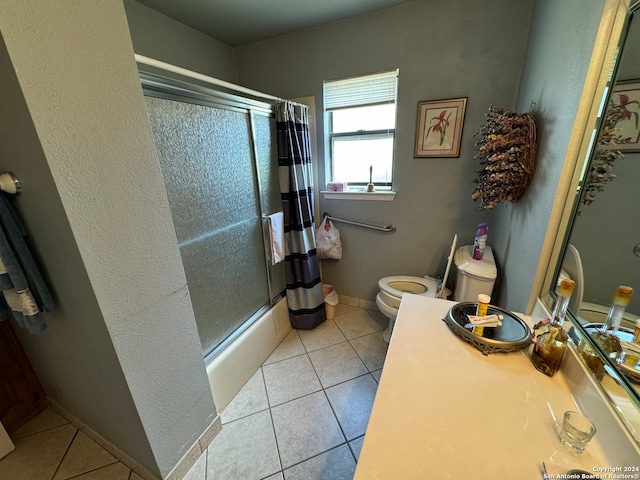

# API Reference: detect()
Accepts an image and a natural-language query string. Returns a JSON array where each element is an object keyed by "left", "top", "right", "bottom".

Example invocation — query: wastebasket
[{"left": 322, "top": 284, "right": 339, "bottom": 320}]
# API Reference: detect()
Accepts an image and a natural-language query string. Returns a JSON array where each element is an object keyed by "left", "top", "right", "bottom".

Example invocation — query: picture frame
[
  {"left": 414, "top": 97, "right": 467, "bottom": 157},
  {"left": 604, "top": 81, "right": 640, "bottom": 152}
]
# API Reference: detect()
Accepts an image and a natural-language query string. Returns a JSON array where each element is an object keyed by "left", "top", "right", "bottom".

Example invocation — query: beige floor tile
[
  {"left": 206, "top": 410, "right": 280, "bottom": 479},
  {"left": 262, "top": 354, "right": 321, "bottom": 406},
  {"left": 0, "top": 423, "right": 76, "bottom": 480},
  {"left": 11, "top": 409, "right": 69, "bottom": 440},
  {"left": 66, "top": 462, "right": 131, "bottom": 480},
  {"left": 308, "top": 342, "right": 368, "bottom": 388},
  {"left": 349, "top": 331, "right": 388, "bottom": 371},
  {"left": 53, "top": 430, "right": 117, "bottom": 479},
  {"left": 264, "top": 473, "right": 284, "bottom": 480},
  {"left": 182, "top": 452, "right": 206, "bottom": 480},
  {"left": 366, "top": 308, "right": 389, "bottom": 330},
  {"left": 282, "top": 444, "right": 355, "bottom": 480},
  {"left": 325, "top": 374, "right": 378, "bottom": 440},
  {"left": 348, "top": 436, "right": 364, "bottom": 460},
  {"left": 263, "top": 329, "right": 305, "bottom": 365},
  {"left": 221, "top": 368, "right": 269, "bottom": 424},
  {"left": 0, "top": 304, "right": 382, "bottom": 480},
  {"left": 297, "top": 319, "right": 346, "bottom": 352},
  {"left": 334, "top": 309, "right": 382, "bottom": 340},
  {"left": 270, "top": 391, "right": 345, "bottom": 469},
  {"left": 335, "top": 303, "right": 359, "bottom": 315}
]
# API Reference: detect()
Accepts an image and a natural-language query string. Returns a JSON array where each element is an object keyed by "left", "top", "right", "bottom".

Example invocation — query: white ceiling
[{"left": 135, "top": 0, "right": 417, "bottom": 47}]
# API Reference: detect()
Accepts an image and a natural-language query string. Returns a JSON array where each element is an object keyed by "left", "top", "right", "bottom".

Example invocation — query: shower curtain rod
[{"left": 135, "top": 54, "right": 302, "bottom": 107}]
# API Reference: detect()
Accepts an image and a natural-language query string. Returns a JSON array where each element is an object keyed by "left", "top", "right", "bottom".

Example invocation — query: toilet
[
  {"left": 376, "top": 236, "right": 457, "bottom": 342},
  {"left": 452, "top": 244, "right": 497, "bottom": 302}
]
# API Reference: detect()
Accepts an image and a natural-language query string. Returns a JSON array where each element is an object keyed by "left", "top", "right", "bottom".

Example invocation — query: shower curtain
[{"left": 276, "top": 101, "right": 326, "bottom": 329}]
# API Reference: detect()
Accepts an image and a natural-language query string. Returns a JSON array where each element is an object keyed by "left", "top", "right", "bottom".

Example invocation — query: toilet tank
[{"left": 453, "top": 245, "right": 497, "bottom": 302}]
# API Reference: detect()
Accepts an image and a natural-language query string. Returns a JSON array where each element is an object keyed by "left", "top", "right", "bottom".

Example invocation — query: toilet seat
[
  {"left": 376, "top": 235, "right": 457, "bottom": 343},
  {"left": 378, "top": 275, "right": 440, "bottom": 308}
]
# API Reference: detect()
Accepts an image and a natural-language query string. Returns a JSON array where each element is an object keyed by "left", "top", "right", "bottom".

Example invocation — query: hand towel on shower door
[{"left": 267, "top": 212, "right": 285, "bottom": 265}]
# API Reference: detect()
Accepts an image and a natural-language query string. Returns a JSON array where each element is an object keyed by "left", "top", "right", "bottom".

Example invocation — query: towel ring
[{"left": 0, "top": 171, "right": 21, "bottom": 195}]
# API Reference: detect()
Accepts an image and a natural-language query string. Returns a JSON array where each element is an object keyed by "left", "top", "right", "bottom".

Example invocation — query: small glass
[{"left": 558, "top": 411, "right": 597, "bottom": 453}]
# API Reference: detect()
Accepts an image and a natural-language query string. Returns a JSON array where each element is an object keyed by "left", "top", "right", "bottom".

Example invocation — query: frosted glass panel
[
  {"left": 145, "top": 96, "right": 270, "bottom": 355},
  {"left": 179, "top": 219, "right": 267, "bottom": 354},
  {"left": 253, "top": 114, "right": 285, "bottom": 296}
]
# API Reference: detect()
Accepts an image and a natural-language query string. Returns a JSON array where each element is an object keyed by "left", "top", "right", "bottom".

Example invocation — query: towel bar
[{"left": 324, "top": 213, "right": 396, "bottom": 233}]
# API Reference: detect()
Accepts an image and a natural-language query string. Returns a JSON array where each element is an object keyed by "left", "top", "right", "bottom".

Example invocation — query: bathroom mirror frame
[{"left": 544, "top": 0, "right": 640, "bottom": 445}]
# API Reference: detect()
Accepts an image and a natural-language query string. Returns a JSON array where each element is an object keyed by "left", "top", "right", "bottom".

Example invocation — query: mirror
[{"left": 553, "top": 2, "right": 640, "bottom": 445}]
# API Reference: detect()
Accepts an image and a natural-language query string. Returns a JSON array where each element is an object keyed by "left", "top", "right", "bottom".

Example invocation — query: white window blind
[{"left": 323, "top": 69, "right": 398, "bottom": 111}]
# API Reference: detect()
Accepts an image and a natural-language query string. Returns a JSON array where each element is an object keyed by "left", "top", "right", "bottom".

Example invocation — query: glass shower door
[{"left": 144, "top": 95, "right": 276, "bottom": 356}]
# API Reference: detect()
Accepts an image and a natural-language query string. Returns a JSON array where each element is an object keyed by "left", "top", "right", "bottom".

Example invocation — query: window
[{"left": 324, "top": 70, "right": 398, "bottom": 189}]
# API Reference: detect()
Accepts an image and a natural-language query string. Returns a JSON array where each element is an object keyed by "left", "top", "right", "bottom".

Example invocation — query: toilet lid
[{"left": 454, "top": 245, "right": 497, "bottom": 279}]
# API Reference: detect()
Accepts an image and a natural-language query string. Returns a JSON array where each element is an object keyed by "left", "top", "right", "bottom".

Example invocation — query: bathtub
[{"left": 205, "top": 296, "right": 291, "bottom": 412}]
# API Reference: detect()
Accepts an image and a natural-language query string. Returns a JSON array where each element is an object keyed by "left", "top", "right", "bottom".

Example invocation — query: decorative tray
[
  {"left": 581, "top": 323, "right": 640, "bottom": 384},
  {"left": 442, "top": 302, "right": 532, "bottom": 355}
]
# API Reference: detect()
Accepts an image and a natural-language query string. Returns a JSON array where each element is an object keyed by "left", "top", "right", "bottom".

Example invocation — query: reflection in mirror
[{"left": 556, "top": 4, "right": 640, "bottom": 445}]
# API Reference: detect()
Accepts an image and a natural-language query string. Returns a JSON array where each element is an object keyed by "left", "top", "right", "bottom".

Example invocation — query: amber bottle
[{"left": 531, "top": 279, "right": 575, "bottom": 377}]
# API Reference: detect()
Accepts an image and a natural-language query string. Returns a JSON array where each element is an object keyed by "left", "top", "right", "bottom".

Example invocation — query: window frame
[
  {"left": 329, "top": 125, "right": 395, "bottom": 187},
  {"left": 323, "top": 70, "right": 399, "bottom": 189}
]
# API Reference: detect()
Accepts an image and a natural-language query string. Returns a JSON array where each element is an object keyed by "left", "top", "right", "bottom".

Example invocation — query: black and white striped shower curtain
[{"left": 275, "top": 101, "right": 326, "bottom": 330}]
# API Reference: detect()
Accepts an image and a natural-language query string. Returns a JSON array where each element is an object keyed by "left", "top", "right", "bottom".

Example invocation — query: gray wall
[
  {"left": 0, "top": 0, "right": 619, "bottom": 477},
  {"left": 234, "top": 0, "right": 535, "bottom": 305},
  {"left": 0, "top": 1, "right": 216, "bottom": 477},
  {"left": 491, "top": 0, "right": 607, "bottom": 312},
  {"left": 124, "top": 0, "right": 237, "bottom": 82}
]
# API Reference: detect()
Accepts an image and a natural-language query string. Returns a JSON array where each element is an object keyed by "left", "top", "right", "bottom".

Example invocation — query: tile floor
[{"left": 0, "top": 303, "right": 389, "bottom": 480}]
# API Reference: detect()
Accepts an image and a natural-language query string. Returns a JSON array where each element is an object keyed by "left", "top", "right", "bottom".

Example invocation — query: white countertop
[{"left": 354, "top": 295, "right": 612, "bottom": 479}]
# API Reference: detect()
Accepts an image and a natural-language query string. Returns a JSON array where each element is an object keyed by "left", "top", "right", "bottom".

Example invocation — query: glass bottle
[
  {"left": 531, "top": 279, "right": 575, "bottom": 376},
  {"left": 591, "top": 285, "right": 634, "bottom": 362},
  {"left": 623, "top": 319, "right": 640, "bottom": 366}
]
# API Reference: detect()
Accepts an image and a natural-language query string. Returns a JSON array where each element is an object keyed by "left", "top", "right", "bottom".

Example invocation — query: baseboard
[
  {"left": 48, "top": 399, "right": 222, "bottom": 480},
  {"left": 338, "top": 294, "right": 377, "bottom": 312}
]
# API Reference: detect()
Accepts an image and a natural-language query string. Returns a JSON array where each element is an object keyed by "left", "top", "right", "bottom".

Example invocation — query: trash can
[{"left": 323, "top": 284, "right": 339, "bottom": 320}]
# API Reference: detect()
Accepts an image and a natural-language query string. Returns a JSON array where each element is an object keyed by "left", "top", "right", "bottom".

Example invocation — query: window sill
[{"left": 321, "top": 190, "right": 396, "bottom": 201}]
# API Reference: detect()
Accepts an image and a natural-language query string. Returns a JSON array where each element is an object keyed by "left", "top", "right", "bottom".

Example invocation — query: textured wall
[
  {"left": 491, "top": 0, "right": 606, "bottom": 312},
  {"left": 0, "top": 1, "right": 216, "bottom": 477},
  {"left": 124, "top": 0, "right": 237, "bottom": 82},
  {"left": 234, "top": 0, "right": 535, "bottom": 304}
]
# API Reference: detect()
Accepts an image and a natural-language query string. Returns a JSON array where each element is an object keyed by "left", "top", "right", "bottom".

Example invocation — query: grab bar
[{"left": 323, "top": 213, "right": 396, "bottom": 233}]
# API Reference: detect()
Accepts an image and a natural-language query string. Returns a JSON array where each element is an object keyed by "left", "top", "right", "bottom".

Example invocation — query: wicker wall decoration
[{"left": 472, "top": 105, "right": 537, "bottom": 210}]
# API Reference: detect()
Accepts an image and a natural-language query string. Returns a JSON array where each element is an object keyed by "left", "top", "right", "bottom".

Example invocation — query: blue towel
[{"left": 0, "top": 194, "right": 54, "bottom": 334}]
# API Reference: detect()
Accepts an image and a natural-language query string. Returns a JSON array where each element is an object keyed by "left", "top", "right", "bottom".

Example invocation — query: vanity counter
[{"left": 354, "top": 295, "right": 611, "bottom": 479}]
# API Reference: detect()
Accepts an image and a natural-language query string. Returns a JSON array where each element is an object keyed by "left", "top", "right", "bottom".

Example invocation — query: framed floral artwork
[
  {"left": 414, "top": 97, "right": 467, "bottom": 157},
  {"left": 603, "top": 81, "right": 640, "bottom": 151}
]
